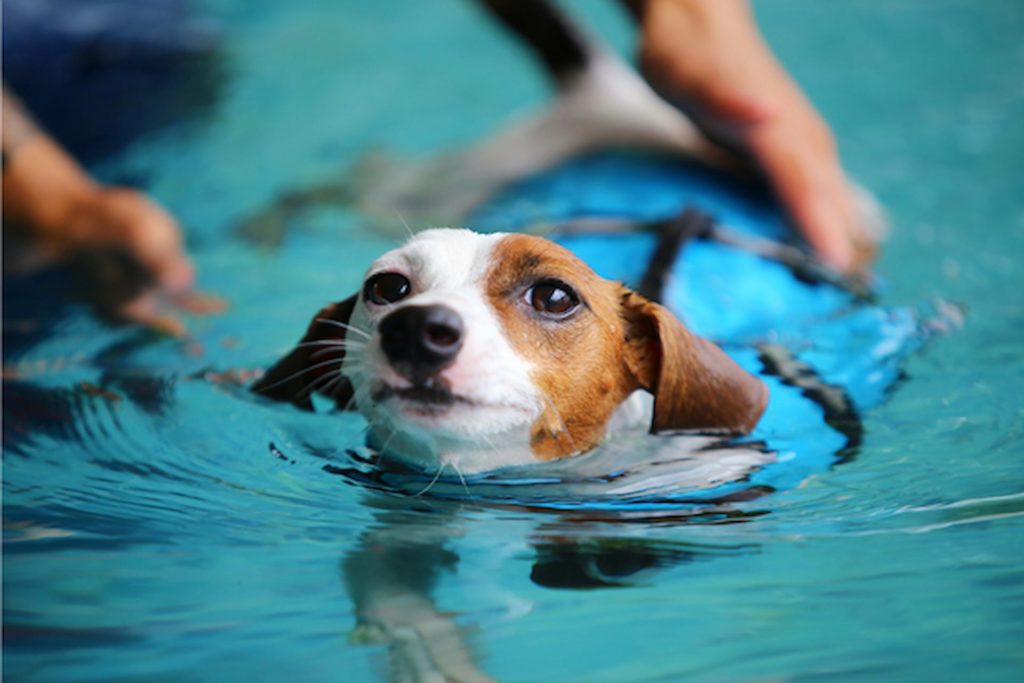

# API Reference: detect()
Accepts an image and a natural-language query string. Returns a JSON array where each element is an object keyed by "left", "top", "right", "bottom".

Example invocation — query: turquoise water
[{"left": 4, "top": 1, "right": 1024, "bottom": 681}]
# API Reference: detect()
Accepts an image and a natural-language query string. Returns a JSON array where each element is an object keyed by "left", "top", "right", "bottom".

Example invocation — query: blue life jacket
[{"left": 451, "top": 152, "right": 927, "bottom": 505}]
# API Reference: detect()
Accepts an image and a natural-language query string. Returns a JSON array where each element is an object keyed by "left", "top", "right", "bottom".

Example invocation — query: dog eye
[
  {"left": 364, "top": 272, "right": 411, "bottom": 305},
  {"left": 526, "top": 279, "right": 580, "bottom": 318}
]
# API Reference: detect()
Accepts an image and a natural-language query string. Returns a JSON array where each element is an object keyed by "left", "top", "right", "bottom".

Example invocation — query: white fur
[
  {"left": 462, "top": 51, "right": 724, "bottom": 184},
  {"left": 343, "top": 229, "right": 544, "bottom": 474},
  {"left": 355, "top": 49, "right": 729, "bottom": 229},
  {"left": 607, "top": 390, "right": 655, "bottom": 432}
]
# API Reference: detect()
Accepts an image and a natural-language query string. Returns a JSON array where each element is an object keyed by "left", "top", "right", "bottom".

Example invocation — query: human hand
[
  {"left": 3, "top": 130, "right": 223, "bottom": 335},
  {"left": 59, "top": 187, "right": 225, "bottom": 336},
  {"left": 635, "top": 0, "right": 875, "bottom": 273}
]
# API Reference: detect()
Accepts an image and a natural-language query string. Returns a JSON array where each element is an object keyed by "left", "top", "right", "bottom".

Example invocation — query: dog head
[{"left": 252, "top": 229, "right": 767, "bottom": 473}]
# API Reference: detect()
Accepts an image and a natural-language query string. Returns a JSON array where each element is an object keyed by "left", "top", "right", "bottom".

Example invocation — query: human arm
[
  {"left": 3, "top": 85, "right": 219, "bottom": 334},
  {"left": 628, "top": 0, "right": 875, "bottom": 272}
]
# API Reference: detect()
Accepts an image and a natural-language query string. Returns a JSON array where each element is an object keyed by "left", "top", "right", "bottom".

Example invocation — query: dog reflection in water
[{"left": 340, "top": 492, "right": 761, "bottom": 683}]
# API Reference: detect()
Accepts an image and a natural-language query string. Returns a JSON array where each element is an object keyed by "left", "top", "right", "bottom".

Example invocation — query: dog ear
[
  {"left": 621, "top": 290, "right": 768, "bottom": 434},
  {"left": 251, "top": 295, "right": 358, "bottom": 410}
]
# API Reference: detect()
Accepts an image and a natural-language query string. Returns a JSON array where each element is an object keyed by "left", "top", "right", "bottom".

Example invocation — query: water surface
[{"left": 4, "top": 1, "right": 1024, "bottom": 681}]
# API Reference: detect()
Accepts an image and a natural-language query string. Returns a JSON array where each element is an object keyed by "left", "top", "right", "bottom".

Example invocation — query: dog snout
[{"left": 379, "top": 304, "right": 464, "bottom": 382}]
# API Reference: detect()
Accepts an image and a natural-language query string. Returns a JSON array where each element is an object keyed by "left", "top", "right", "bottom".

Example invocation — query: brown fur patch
[
  {"left": 486, "top": 235, "right": 643, "bottom": 460},
  {"left": 250, "top": 296, "right": 357, "bottom": 410},
  {"left": 620, "top": 291, "right": 768, "bottom": 435}
]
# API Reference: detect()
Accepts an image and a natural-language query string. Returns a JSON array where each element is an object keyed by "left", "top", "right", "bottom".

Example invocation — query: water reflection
[
  {"left": 342, "top": 500, "right": 493, "bottom": 682},
  {"left": 340, "top": 482, "right": 765, "bottom": 682}
]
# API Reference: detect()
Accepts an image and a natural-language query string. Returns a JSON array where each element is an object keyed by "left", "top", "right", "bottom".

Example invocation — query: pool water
[{"left": 4, "top": 1, "right": 1024, "bottom": 681}]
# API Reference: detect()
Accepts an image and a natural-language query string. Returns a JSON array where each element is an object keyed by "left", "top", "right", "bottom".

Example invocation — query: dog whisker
[
  {"left": 339, "top": 381, "right": 368, "bottom": 408},
  {"left": 361, "top": 423, "right": 397, "bottom": 474},
  {"left": 478, "top": 432, "right": 501, "bottom": 459},
  {"left": 447, "top": 459, "right": 473, "bottom": 499},
  {"left": 413, "top": 462, "right": 446, "bottom": 497},
  {"left": 315, "top": 356, "right": 368, "bottom": 397},
  {"left": 341, "top": 385, "right": 363, "bottom": 412},
  {"left": 255, "top": 357, "right": 345, "bottom": 394},
  {"left": 314, "top": 318, "right": 372, "bottom": 340},
  {"left": 293, "top": 339, "right": 366, "bottom": 351},
  {"left": 394, "top": 207, "right": 416, "bottom": 240},
  {"left": 317, "top": 370, "right": 350, "bottom": 402},
  {"left": 310, "top": 343, "right": 364, "bottom": 361},
  {"left": 294, "top": 367, "right": 345, "bottom": 400},
  {"left": 373, "top": 422, "right": 403, "bottom": 470}
]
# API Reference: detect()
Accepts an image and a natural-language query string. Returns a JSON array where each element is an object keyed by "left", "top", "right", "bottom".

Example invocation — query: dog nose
[{"left": 379, "top": 304, "right": 464, "bottom": 381}]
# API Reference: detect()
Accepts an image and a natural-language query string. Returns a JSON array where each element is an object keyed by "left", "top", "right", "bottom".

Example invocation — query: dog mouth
[
  {"left": 371, "top": 382, "right": 472, "bottom": 409},
  {"left": 368, "top": 380, "right": 535, "bottom": 427}
]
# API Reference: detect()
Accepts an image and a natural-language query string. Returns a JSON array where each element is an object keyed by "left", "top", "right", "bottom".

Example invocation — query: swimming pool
[{"left": 4, "top": 1, "right": 1023, "bottom": 681}]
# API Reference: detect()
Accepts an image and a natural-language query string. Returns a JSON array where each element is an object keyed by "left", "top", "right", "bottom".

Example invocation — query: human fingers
[
  {"left": 745, "top": 116, "right": 865, "bottom": 272},
  {"left": 170, "top": 290, "right": 229, "bottom": 316},
  {"left": 117, "top": 292, "right": 187, "bottom": 338},
  {"left": 89, "top": 188, "right": 196, "bottom": 293}
]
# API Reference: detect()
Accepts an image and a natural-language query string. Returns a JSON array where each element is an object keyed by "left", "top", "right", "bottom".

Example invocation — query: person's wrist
[
  {"left": 43, "top": 185, "right": 123, "bottom": 254},
  {"left": 641, "top": 0, "right": 754, "bottom": 35},
  {"left": 638, "top": 0, "right": 760, "bottom": 92},
  {"left": 4, "top": 136, "right": 101, "bottom": 249}
]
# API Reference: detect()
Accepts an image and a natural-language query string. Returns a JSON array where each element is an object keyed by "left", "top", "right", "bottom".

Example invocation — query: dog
[{"left": 252, "top": 228, "right": 768, "bottom": 475}]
